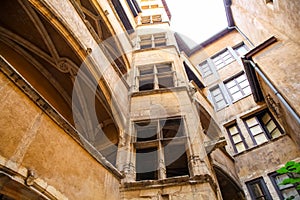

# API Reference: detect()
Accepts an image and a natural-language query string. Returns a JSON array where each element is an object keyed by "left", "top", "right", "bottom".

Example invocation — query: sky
[{"left": 167, "top": 0, "right": 228, "bottom": 48}]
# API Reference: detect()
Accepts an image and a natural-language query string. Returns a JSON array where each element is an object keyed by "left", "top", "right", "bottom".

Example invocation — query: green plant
[{"left": 276, "top": 161, "right": 300, "bottom": 200}]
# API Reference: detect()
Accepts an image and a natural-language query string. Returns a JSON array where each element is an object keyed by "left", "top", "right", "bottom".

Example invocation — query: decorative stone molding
[{"left": 265, "top": 94, "right": 281, "bottom": 118}]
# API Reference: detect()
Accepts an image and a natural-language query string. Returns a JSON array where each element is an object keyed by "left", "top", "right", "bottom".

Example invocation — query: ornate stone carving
[{"left": 266, "top": 94, "right": 281, "bottom": 118}]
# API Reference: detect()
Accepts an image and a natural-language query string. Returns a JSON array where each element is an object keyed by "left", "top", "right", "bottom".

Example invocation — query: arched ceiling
[{"left": 0, "top": 0, "right": 120, "bottom": 165}]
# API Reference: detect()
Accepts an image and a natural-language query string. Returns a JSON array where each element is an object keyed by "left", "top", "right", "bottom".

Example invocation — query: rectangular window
[
  {"left": 134, "top": 117, "right": 189, "bottom": 181},
  {"left": 197, "top": 61, "right": 213, "bottom": 77},
  {"left": 226, "top": 124, "right": 247, "bottom": 153},
  {"left": 140, "top": 15, "right": 162, "bottom": 24},
  {"left": 139, "top": 33, "right": 166, "bottom": 49},
  {"left": 140, "top": 35, "right": 152, "bottom": 49},
  {"left": 212, "top": 49, "right": 235, "bottom": 70},
  {"left": 234, "top": 43, "right": 248, "bottom": 57},
  {"left": 269, "top": 172, "right": 300, "bottom": 200},
  {"left": 246, "top": 178, "right": 272, "bottom": 200},
  {"left": 210, "top": 86, "right": 227, "bottom": 110},
  {"left": 244, "top": 110, "right": 284, "bottom": 146},
  {"left": 137, "top": 63, "right": 174, "bottom": 91},
  {"left": 225, "top": 72, "right": 251, "bottom": 102}
]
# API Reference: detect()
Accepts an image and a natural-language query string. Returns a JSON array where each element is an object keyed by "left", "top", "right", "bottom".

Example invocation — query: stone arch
[{"left": 213, "top": 165, "right": 245, "bottom": 200}]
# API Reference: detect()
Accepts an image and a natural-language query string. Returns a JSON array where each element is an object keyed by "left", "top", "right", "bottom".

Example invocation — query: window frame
[
  {"left": 197, "top": 61, "right": 213, "bottom": 77},
  {"left": 211, "top": 48, "right": 235, "bottom": 70},
  {"left": 133, "top": 117, "right": 190, "bottom": 181},
  {"left": 226, "top": 123, "right": 248, "bottom": 153},
  {"left": 140, "top": 14, "right": 162, "bottom": 24},
  {"left": 139, "top": 33, "right": 167, "bottom": 49},
  {"left": 243, "top": 109, "right": 284, "bottom": 146},
  {"left": 136, "top": 62, "right": 175, "bottom": 91},
  {"left": 224, "top": 72, "right": 252, "bottom": 102},
  {"left": 269, "top": 172, "right": 300, "bottom": 200},
  {"left": 233, "top": 42, "right": 249, "bottom": 57},
  {"left": 246, "top": 177, "right": 273, "bottom": 200},
  {"left": 209, "top": 85, "right": 228, "bottom": 110}
]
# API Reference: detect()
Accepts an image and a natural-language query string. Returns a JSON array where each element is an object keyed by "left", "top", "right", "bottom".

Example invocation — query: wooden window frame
[
  {"left": 226, "top": 124, "right": 248, "bottom": 153},
  {"left": 243, "top": 109, "right": 284, "bottom": 146}
]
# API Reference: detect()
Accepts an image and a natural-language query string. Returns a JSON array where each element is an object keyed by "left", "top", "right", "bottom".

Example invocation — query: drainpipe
[
  {"left": 228, "top": 26, "right": 255, "bottom": 48},
  {"left": 245, "top": 59, "right": 300, "bottom": 124}
]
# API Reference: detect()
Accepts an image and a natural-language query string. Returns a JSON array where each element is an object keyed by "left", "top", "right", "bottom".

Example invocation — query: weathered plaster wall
[
  {"left": 231, "top": 0, "right": 300, "bottom": 45},
  {"left": 0, "top": 72, "right": 120, "bottom": 199},
  {"left": 121, "top": 182, "right": 217, "bottom": 200},
  {"left": 235, "top": 135, "right": 300, "bottom": 181}
]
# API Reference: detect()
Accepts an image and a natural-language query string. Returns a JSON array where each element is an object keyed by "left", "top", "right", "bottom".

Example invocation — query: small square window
[{"left": 246, "top": 178, "right": 272, "bottom": 200}]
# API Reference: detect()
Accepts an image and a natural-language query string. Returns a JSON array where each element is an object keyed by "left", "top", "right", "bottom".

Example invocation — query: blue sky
[{"left": 167, "top": 0, "right": 228, "bottom": 47}]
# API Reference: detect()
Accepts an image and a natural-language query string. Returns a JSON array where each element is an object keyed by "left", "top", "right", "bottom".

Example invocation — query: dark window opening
[
  {"left": 158, "top": 75, "right": 174, "bottom": 89},
  {"left": 164, "top": 144, "right": 189, "bottom": 178},
  {"left": 136, "top": 121, "right": 157, "bottom": 142},
  {"left": 136, "top": 147, "right": 158, "bottom": 181},
  {"left": 139, "top": 76, "right": 154, "bottom": 91},
  {"left": 161, "top": 118, "right": 184, "bottom": 139}
]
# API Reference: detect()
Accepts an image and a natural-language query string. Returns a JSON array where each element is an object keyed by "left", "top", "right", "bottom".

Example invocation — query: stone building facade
[{"left": 0, "top": 0, "right": 299, "bottom": 199}]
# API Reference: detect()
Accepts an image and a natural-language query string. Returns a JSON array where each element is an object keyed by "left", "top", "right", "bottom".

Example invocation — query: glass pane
[
  {"left": 266, "top": 120, "right": 276, "bottom": 133},
  {"left": 236, "top": 142, "right": 246, "bottom": 153},
  {"left": 246, "top": 117, "right": 259, "bottom": 127},
  {"left": 140, "top": 67, "right": 153, "bottom": 75},
  {"left": 140, "top": 42, "right": 152, "bottom": 49},
  {"left": 251, "top": 183, "right": 264, "bottom": 198},
  {"left": 139, "top": 76, "right": 154, "bottom": 91},
  {"left": 250, "top": 125, "right": 263, "bottom": 135},
  {"left": 211, "top": 88, "right": 221, "bottom": 96},
  {"left": 235, "top": 45, "right": 248, "bottom": 56},
  {"left": 135, "top": 121, "right": 157, "bottom": 141},
  {"left": 154, "top": 41, "right": 166, "bottom": 47},
  {"left": 225, "top": 57, "right": 234, "bottom": 64},
  {"left": 261, "top": 113, "right": 271, "bottom": 124},
  {"left": 255, "top": 134, "right": 268, "bottom": 145},
  {"left": 243, "top": 86, "right": 252, "bottom": 95},
  {"left": 282, "top": 188, "right": 300, "bottom": 199},
  {"left": 236, "top": 74, "right": 246, "bottom": 83},
  {"left": 228, "top": 126, "right": 238, "bottom": 134},
  {"left": 153, "top": 33, "right": 165, "bottom": 40},
  {"left": 217, "top": 100, "right": 226, "bottom": 108},
  {"left": 271, "top": 128, "right": 281, "bottom": 139},
  {"left": 214, "top": 93, "right": 224, "bottom": 102},
  {"left": 157, "top": 64, "right": 172, "bottom": 73},
  {"left": 239, "top": 79, "right": 249, "bottom": 88},
  {"left": 229, "top": 86, "right": 240, "bottom": 94},
  {"left": 232, "top": 91, "right": 243, "bottom": 101},
  {"left": 226, "top": 80, "right": 236, "bottom": 89},
  {"left": 232, "top": 134, "right": 242, "bottom": 143},
  {"left": 158, "top": 75, "right": 174, "bottom": 88},
  {"left": 275, "top": 174, "right": 293, "bottom": 189}
]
